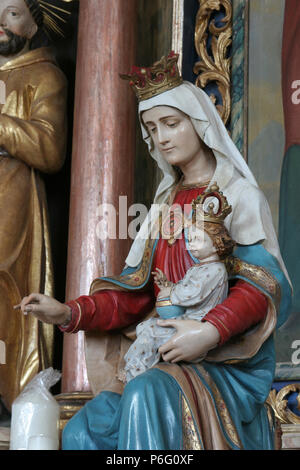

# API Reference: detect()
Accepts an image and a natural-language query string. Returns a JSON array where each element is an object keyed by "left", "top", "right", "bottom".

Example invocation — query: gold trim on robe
[{"left": 155, "top": 362, "right": 240, "bottom": 450}]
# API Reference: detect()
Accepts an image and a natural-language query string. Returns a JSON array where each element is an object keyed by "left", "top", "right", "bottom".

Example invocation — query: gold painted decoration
[
  {"left": 225, "top": 255, "right": 281, "bottom": 309},
  {"left": 182, "top": 395, "right": 202, "bottom": 450},
  {"left": 90, "top": 237, "right": 158, "bottom": 293},
  {"left": 191, "top": 183, "right": 232, "bottom": 225},
  {"left": 55, "top": 392, "right": 94, "bottom": 435},
  {"left": 194, "top": 0, "right": 232, "bottom": 125},
  {"left": 267, "top": 385, "right": 300, "bottom": 425},
  {"left": 24, "top": 0, "right": 75, "bottom": 37}
]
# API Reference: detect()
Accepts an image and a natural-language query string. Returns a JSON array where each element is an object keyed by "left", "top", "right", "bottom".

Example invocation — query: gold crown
[
  {"left": 120, "top": 52, "right": 183, "bottom": 102},
  {"left": 191, "top": 183, "right": 232, "bottom": 225},
  {"left": 24, "top": 0, "right": 74, "bottom": 37}
]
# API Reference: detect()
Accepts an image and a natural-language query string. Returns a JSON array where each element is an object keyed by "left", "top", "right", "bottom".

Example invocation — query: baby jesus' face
[
  {"left": 187, "top": 226, "right": 217, "bottom": 261},
  {"left": 153, "top": 226, "right": 220, "bottom": 299}
]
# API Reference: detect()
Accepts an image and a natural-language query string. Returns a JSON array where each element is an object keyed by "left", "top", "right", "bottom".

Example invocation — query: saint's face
[
  {"left": 142, "top": 106, "right": 203, "bottom": 170},
  {"left": 0, "top": 0, "right": 37, "bottom": 43}
]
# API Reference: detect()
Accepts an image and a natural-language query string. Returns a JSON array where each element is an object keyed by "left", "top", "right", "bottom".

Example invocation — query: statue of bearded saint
[{"left": 0, "top": 0, "right": 67, "bottom": 411}]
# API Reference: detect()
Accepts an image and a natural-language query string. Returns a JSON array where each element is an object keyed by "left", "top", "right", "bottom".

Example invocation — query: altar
[{"left": 0, "top": 0, "right": 299, "bottom": 451}]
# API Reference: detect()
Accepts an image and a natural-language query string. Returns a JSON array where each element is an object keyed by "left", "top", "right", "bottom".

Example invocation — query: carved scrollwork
[
  {"left": 194, "top": 0, "right": 232, "bottom": 125},
  {"left": 267, "top": 385, "right": 300, "bottom": 425}
]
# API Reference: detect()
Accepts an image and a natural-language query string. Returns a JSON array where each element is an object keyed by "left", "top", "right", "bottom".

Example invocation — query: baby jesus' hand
[{"left": 152, "top": 268, "right": 174, "bottom": 300}]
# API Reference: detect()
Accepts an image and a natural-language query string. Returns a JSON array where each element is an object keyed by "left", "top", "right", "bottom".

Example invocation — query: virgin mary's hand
[
  {"left": 14, "top": 293, "right": 71, "bottom": 326},
  {"left": 157, "top": 319, "right": 220, "bottom": 363}
]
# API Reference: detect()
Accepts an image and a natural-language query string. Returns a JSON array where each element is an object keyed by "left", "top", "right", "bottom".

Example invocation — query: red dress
[{"left": 60, "top": 186, "right": 268, "bottom": 345}]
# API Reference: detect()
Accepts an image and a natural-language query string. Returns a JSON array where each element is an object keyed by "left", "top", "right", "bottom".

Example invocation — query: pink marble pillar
[{"left": 61, "top": 0, "right": 137, "bottom": 393}]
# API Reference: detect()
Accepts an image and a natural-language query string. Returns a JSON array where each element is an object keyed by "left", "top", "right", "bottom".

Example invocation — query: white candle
[
  {"left": 28, "top": 435, "right": 59, "bottom": 450},
  {"left": 10, "top": 391, "right": 60, "bottom": 450}
]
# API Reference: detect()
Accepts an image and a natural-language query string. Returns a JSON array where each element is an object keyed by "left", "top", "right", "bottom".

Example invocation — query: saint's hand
[
  {"left": 157, "top": 319, "right": 220, "bottom": 363},
  {"left": 14, "top": 293, "right": 71, "bottom": 326}
]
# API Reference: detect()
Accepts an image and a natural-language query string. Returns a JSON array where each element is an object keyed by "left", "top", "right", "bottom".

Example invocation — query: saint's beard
[{"left": 0, "top": 29, "right": 27, "bottom": 57}]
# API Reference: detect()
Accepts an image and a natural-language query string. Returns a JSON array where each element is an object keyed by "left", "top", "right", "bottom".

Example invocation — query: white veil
[{"left": 125, "top": 81, "right": 290, "bottom": 286}]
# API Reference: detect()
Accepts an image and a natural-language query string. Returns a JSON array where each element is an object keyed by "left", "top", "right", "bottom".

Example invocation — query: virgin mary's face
[{"left": 142, "top": 106, "right": 203, "bottom": 169}]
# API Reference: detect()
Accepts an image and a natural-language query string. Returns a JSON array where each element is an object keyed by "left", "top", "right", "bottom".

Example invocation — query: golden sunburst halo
[{"left": 26, "top": 0, "right": 76, "bottom": 37}]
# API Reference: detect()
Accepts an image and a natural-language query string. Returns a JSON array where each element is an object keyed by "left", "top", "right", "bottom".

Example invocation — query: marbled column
[
  {"left": 231, "top": 0, "right": 249, "bottom": 159},
  {"left": 61, "top": 0, "right": 137, "bottom": 393}
]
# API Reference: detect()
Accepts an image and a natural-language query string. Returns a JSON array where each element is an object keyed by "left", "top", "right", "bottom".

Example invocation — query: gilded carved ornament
[
  {"left": 267, "top": 385, "right": 300, "bottom": 425},
  {"left": 194, "top": 0, "right": 232, "bottom": 125}
]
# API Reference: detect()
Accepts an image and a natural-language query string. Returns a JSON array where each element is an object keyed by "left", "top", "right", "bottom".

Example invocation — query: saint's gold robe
[{"left": 0, "top": 47, "right": 67, "bottom": 408}]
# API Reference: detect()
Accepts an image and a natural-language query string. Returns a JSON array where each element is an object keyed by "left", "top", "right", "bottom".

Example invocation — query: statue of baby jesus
[{"left": 123, "top": 191, "right": 236, "bottom": 383}]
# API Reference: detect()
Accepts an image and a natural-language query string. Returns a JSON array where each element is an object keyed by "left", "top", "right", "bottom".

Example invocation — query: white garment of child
[{"left": 123, "top": 261, "right": 228, "bottom": 383}]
